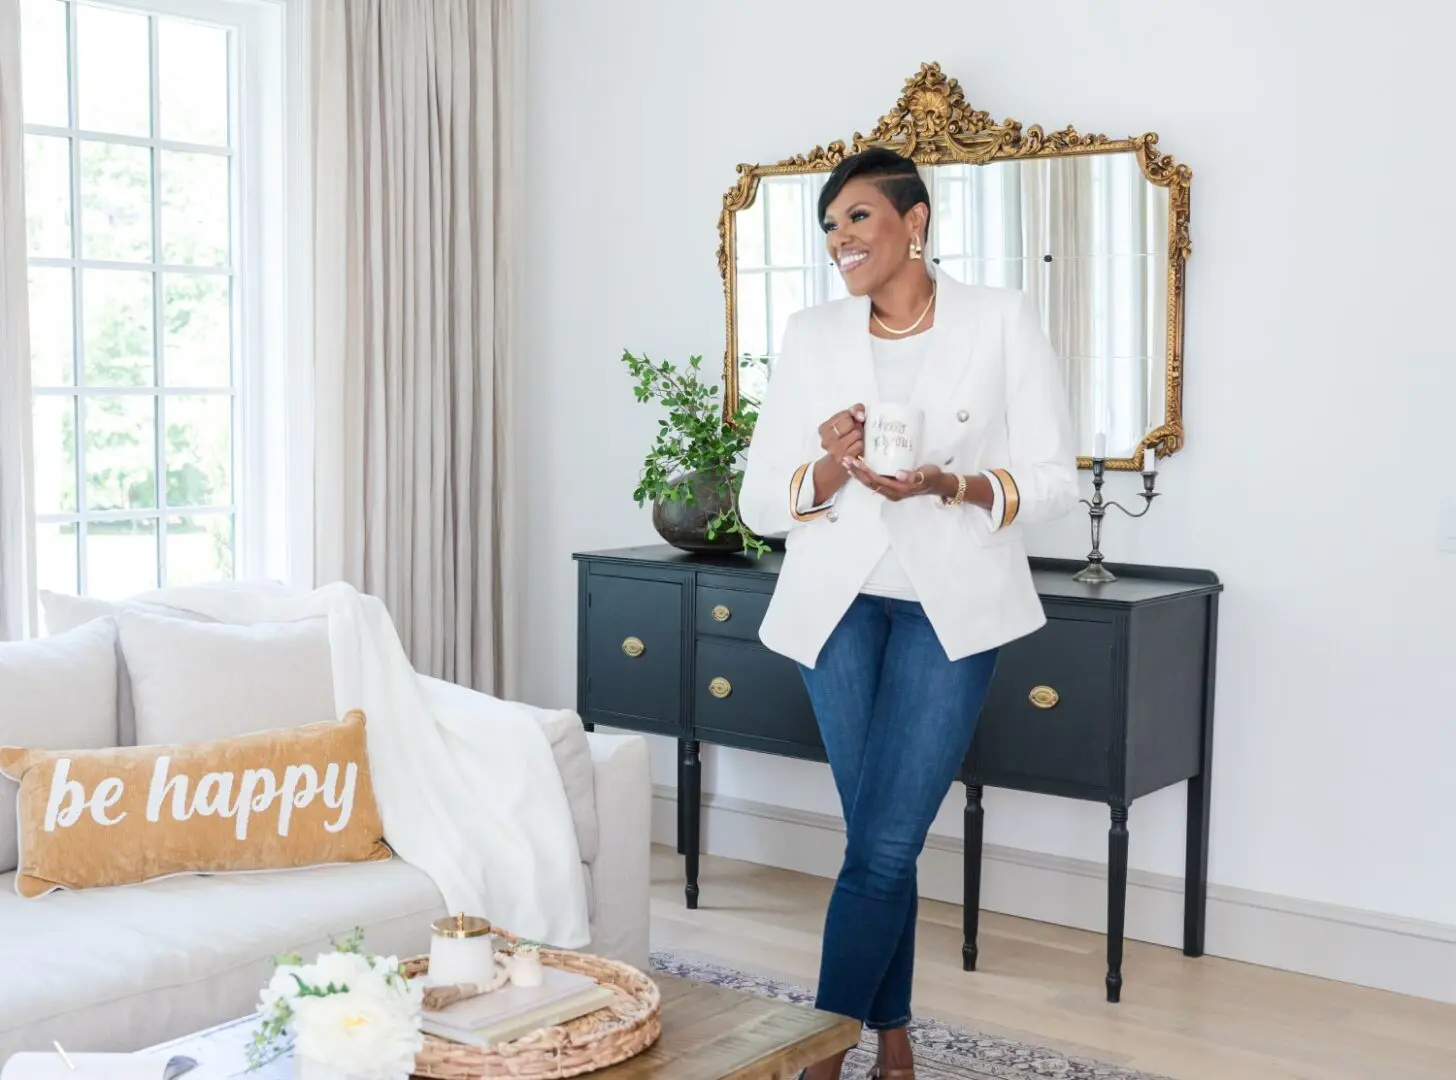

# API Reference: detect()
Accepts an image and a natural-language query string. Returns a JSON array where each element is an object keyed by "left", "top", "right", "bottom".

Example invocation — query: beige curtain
[
  {"left": 310, "top": 0, "right": 524, "bottom": 695},
  {"left": 1020, "top": 157, "right": 1162, "bottom": 458},
  {"left": 0, "top": 0, "right": 36, "bottom": 641}
]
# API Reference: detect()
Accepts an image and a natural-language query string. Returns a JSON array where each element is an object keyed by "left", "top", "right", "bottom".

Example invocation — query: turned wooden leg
[
  {"left": 1106, "top": 804, "right": 1129, "bottom": 1003},
  {"left": 962, "top": 783, "right": 985, "bottom": 972},
  {"left": 682, "top": 739, "right": 701, "bottom": 909},
  {"left": 676, "top": 744, "right": 686, "bottom": 855}
]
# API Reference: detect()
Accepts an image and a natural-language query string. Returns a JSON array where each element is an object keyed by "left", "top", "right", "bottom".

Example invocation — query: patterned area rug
[{"left": 649, "top": 952, "right": 1173, "bottom": 1080}]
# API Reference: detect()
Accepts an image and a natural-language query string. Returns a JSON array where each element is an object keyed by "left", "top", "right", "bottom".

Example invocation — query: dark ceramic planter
[{"left": 651, "top": 470, "right": 745, "bottom": 554}]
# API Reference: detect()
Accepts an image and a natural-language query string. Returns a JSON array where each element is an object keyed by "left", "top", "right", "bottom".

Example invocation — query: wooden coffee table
[
  {"left": 138, "top": 974, "right": 860, "bottom": 1080},
  {"left": 616, "top": 974, "right": 860, "bottom": 1080}
]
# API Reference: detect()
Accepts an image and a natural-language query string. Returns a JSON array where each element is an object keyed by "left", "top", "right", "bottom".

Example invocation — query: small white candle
[
  {"left": 53, "top": 1043, "right": 75, "bottom": 1072},
  {"left": 1143, "top": 448, "right": 1158, "bottom": 474},
  {"left": 1094, "top": 432, "right": 1107, "bottom": 460},
  {"left": 510, "top": 947, "right": 544, "bottom": 988}
]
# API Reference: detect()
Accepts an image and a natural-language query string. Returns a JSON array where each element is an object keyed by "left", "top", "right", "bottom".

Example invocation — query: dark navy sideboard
[{"left": 573, "top": 544, "right": 1222, "bottom": 1002}]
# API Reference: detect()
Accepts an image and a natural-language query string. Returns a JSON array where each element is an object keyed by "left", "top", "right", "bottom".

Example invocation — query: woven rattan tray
[{"left": 403, "top": 945, "right": 661, "bottom": 1080}]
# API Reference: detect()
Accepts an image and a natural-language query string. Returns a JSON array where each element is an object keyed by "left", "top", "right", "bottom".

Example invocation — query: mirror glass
[{"left": 732, "top": 152, "right": 1171, "bottom": 462}]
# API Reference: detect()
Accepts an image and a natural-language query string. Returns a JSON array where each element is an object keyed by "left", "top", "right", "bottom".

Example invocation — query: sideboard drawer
[
  {"left": 584, "top": 573, "right": 683, "bottom": 731},
  {"left": 970, "top": 616, "right": 1118, "bottom": 792},
  {"left": 695, "top": 584, "right": 770, "bottom": 642},
  {"left": 693, "top": 640, "right": 823, "bottom": 758}
]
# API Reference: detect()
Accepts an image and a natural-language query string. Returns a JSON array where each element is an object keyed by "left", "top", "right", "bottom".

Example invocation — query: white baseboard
[{"left": 651, "top": 785, "right": 1456, "bottom": 1005}]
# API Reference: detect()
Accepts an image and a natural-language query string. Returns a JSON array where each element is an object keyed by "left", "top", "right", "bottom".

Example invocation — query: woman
[{"left": 738, "top": 148, "right": 1078, "bottom": 1080}]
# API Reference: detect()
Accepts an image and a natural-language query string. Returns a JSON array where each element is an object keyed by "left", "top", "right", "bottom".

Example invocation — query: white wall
[{"left": 522, "top": 0, "right": 1456, "bottom": 935}]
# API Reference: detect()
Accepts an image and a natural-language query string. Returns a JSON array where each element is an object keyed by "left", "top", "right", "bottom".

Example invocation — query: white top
[
  {"left": 868, "top": 327, "right": 932, "bottom": 404},
  {"left": 861, "top": 331, "right": 933, "bottom": 600},
  {"left": 796, "top": 329, "right": 936, "bottom": 602}
]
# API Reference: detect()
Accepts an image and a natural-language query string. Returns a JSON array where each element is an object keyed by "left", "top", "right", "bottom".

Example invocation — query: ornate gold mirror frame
[{"left": 717, "top": 62, "right": 1192, "bottom": 471}]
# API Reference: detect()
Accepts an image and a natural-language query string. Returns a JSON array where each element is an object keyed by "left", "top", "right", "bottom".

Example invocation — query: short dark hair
[{"left": 817, "top": 147, "right": 931, "bottom": 240}]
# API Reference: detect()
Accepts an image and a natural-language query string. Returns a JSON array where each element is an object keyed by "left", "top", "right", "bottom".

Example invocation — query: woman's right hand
[
  {"left": 817, "top": 405, "right": 865, "bottom": 462},
  {"left": 810, "top": 405, "right": 865, "bottom": 504}
]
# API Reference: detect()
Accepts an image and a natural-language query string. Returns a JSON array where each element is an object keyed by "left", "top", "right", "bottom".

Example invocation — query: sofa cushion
[
  {"left": 38, "top": 590, "right": 218, "bottom": 631},
  {"left": 533, "top": 712, "right": 600, "bottom": 864},
  {"left": 0, "top": 859, "right": 448, "bottom": 1056},
  {"left": 115, "top": 610, "right": 336, "bottom": 747},
  {"left": 0, "top": 619, "right": 120, "bottom": 875},
  {"left": 39, "top": 592, "right": 218, "bottom": 747}
]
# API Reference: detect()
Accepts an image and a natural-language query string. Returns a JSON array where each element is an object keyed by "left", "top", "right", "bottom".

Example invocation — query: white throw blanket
[{"left": 127, "top": 580, "right": 592, "bottom": 948}]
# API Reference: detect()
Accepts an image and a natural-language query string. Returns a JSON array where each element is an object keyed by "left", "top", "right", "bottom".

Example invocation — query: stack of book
[{"left": 421, "top": 966, "right": 617, "bottom": 1047}]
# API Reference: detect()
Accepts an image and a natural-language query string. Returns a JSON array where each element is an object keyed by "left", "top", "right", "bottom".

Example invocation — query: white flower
[
  {"left": 291, "top": 987, "right": 424, "bottom": 1080},
  {"left": 259, "top": 965, "right": 305, "bottom": 1010},
  {"left": 250, "top": 935, "right": 425, "bottom": 1076},
  {"left": 310, "top": 949, "right": 375, "bottom": 991}
]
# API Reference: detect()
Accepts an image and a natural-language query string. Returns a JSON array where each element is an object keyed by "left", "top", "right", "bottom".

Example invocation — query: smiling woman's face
[{"left": 821, "top": 177, "right": 927, "bottom": 298}]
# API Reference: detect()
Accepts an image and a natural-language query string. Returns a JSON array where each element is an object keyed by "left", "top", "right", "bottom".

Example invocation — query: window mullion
[
  {"left": 33, "top": 385, "right": 237, "bottom": 398},
  {"left": 64, "top": 0, "right": 90, "bottom": 595},
  {"left": 27, "top": 256, "right": 234, "bottom": 276},
  {"left": 38, "top": 506, "right": 234, "bottom": 525},
  {"left": 149, "top": 12, "right": 168, "bottom": 589},
  {"left": 223, "top": 18, "right": 239, "bottom": 580},
  {"left": 21, "top": 123, "right": 233, "bottom": 159}
]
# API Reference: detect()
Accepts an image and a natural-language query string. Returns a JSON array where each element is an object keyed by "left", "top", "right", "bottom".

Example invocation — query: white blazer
[{"left": 739, "top": 271, "right": 1078, "bottom": 669}]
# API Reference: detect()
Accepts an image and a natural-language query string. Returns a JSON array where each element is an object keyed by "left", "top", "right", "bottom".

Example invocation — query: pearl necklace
[{"left": 871, "top": 281, "right": 937, "bottom": 337}]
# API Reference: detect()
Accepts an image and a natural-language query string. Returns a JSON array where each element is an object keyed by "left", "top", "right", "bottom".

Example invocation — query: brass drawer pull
[
  {"left": 711, "top": 604, "right": 732, "bottom": 623},
  {"left": 621, "top": 636, "right": 645, "bottom": 658},
  {"left": 1029, "top": 685, "right": 1060, "bottom": 709},
  {"left": 708, "top": 676, "right": 732, "bottom": 699}
]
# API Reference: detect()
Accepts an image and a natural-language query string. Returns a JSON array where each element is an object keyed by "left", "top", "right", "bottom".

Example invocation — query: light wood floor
[{"left": 648, "top": 847, "right": 1455, "bottom": 1080}]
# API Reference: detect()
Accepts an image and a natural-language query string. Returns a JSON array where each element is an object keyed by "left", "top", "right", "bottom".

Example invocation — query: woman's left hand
[{"left": 846, "top": 459, "right": 949, "bottom": 502}]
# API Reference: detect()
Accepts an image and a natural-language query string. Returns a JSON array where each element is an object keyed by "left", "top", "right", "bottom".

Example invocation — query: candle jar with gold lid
[{"left": 428, "top": 913, "right": 497, "bottom": 986}]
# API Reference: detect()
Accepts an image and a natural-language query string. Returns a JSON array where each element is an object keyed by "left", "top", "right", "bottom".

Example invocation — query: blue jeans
[{"left": 798, "top": 595, "right": 998, "bottom": 1030}]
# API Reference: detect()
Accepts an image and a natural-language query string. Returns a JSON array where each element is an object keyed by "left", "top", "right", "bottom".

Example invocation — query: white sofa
[{"left": 0, "top": 594, "right": 651, "bottom": 1059}]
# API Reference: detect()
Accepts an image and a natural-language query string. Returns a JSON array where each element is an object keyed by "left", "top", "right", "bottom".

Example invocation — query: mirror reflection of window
[
  {"left": 735, "top": 174, "right": 847, "bottom": 407},
  {"left": 923, "top": 156, "right": 1169, "bottom": 459}
]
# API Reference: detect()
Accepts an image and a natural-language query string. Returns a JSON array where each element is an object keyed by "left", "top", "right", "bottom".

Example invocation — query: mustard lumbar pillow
[{"left": 0, "top": 710, "right": 391, "bottom": 898}]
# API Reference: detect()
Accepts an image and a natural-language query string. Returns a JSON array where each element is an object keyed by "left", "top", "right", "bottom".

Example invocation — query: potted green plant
[{"left": 622, "top": 350, "right": 768, "bottom": 557}]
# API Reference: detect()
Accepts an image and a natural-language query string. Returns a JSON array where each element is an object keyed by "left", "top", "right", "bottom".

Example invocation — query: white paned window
[{"left": 20, "top": 0, "right": 286, "bottom": 601}]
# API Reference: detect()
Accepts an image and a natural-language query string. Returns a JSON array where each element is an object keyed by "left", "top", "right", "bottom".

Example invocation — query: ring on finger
[
  {"left": 914, "top": 470, "right": 925, "bottom": 486},
  {"left": 832, "top": 422, "right": 841, "bottom": 437}
]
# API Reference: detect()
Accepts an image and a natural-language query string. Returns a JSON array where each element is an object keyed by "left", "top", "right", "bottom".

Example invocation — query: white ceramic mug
[{"left": 862, "top": 403, "right": 925, "bottom": 476}]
